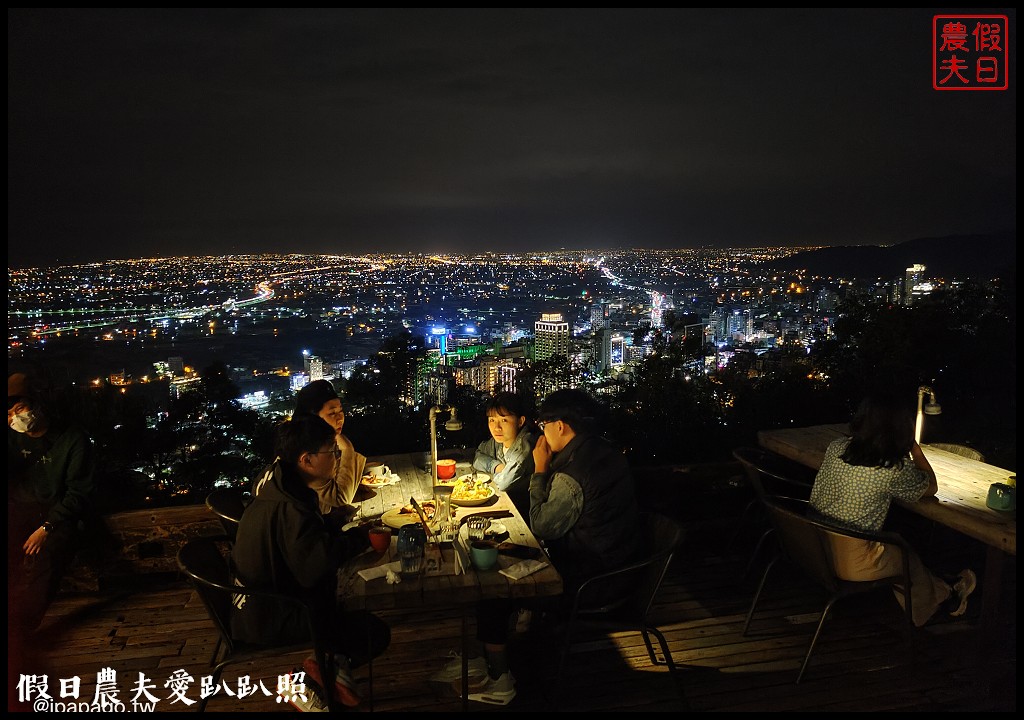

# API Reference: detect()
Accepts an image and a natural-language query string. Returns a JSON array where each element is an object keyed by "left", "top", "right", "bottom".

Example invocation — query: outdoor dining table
[
  {"left": 758, "top": 423, "right": 1016, "bottom": 645},
  {"left": 337, "top": 451, "right": 563, "bottom": 710}
]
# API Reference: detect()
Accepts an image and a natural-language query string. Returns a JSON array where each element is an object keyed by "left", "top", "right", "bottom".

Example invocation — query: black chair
[
  {"left": 177, "top": 536, "right": 343, "bottom": 712},
  {"left": 555, "top": 511, "right": 685, "bottom": 701},
  {"left": 732, "top": 446, "right": 815, "bottom": 577},
  {"left": 205, "top": 488, "right": 248, "bottom": 540},
  {"left": 742, "top": 495, "right": 915, "bottom": 683}
]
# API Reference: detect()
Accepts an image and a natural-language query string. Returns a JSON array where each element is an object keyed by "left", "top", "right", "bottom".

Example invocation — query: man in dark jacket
[
  {"left": 435, "top": 388, "right": 641, "bottom": 705},
  {"left": 530, "top": 389, "right": 642, "bottom": 599},
  {"left": 231, "top": 414, "right": 389, "bottom": 708}
]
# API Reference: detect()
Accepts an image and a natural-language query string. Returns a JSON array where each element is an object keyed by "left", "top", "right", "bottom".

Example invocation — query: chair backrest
[
  {"left": 206, "top": 488, "right": 248, "bottom": 539},
  {"left": 733, "top": 446, "right": 814, "bottom": 502},
  {"left": 761, "top": 497, "right": 840, "bottom": 592},
  {"left": 929, "top": 443, "right": 985, "bottom": 462},
  {"left": 177, "top": 536, "right": 237, "bottom": 651},
  {"left": 572, "top": 511, "right": 683, "bottom": 620},
  {"left": 761, "top": 495, "right": 910, "bottom": 596},
  {"left": 625, "top": 511, "right": 685, "bottom": 617}
]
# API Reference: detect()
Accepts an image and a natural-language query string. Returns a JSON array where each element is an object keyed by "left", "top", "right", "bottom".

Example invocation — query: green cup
[{"left": 470, "top": 540, "right": 499, "bottom": 571}]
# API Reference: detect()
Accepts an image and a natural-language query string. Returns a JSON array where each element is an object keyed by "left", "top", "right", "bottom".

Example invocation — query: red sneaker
[{"left": 302, "top": 655, "right": 362, "bottom": 708}]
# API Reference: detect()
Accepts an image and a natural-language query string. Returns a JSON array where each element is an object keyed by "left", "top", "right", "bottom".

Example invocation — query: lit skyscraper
[
  {"left": 904, "top": 264, "right": 926, "bottom": 306},
  {"left": 534, "top": 312, "right": 570, "bottom": 361}
]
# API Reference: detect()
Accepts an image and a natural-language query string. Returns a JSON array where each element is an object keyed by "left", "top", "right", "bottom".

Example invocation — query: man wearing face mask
[{"left": 8, "top": 372, "right": 97, "bottom": 634}]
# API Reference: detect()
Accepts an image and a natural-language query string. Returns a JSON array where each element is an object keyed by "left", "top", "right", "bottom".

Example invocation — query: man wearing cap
[
  {"left": 253, "top": 380, "right": 366, "bottom": 527},
  {"left": 8, "top": 372, "right": 97, "bottom": 633}
]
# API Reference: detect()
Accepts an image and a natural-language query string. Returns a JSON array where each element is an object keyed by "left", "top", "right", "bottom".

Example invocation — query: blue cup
[{"left": 397, "top": 524, "right": 426, "bottom": 576}]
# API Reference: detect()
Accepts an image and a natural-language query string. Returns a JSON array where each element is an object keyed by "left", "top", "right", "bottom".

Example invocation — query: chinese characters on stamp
[{"left": 933, "top": 15, "right": 1009, "bottom": 90}]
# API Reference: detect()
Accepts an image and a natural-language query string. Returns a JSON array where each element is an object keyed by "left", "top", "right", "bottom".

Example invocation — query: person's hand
[
  {"left": 494, "top": 463, "right": 506, "bottom": 474},
  {"left": 533, "top": 435, "right": 553, "bottom": 474},
  {"left": 343, "top": 520, "right": 373, "bottom": 550},
  {"left": 23, "top": 526, "right": 49, "bottom": 555}
]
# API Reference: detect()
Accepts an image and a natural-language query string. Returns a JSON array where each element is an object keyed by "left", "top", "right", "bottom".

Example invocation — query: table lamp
[
  {"left": 914, "top": 385, "right": 941, "bottom": 444},
  {"left": 429, "top": 405, "right": 463, "bottom": 485}
]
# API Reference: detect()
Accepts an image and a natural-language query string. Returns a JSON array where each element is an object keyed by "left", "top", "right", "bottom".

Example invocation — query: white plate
[
  {"left": 361, "top": 473, "right": 399, "bottom": 488},
  {"left": 455, "top": 472, "right": 491, "bottom": 484},
  {"left": 450, "top": 486, "right": 496, "bottom": 506}
]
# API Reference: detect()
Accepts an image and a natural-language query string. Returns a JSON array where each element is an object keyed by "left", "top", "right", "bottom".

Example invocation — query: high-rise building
[
  {"left": 610, "top": 331, "right": 628, "bottom": 369},
  {"left": 308, "top": 355, "right": 327, "bottom": 382},
  {"left": 904, "top": 264, "right": 926, "bottom": 306},
  {"left": 452, "top": 360, "right": 489, "bottom": 393},
  {"left": 168, "top": 356, "right": 185, "bottom": 377},
  {"left": 596, "top": 327, "right": 612, "bottom": 372},
  {"left": 534, "top": 313, "right": 570, "bottom": 361},
  {"left": 496, "top": 358, "right": 527, "bottom": 395},
  {"left": 590, "top": 302, "right": 608, "bottom": 331}
]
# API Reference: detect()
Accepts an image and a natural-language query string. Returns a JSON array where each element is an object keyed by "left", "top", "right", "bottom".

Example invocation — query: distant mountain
[{"left": 764, "top": 231, "right": 1016, "bottom": 280}]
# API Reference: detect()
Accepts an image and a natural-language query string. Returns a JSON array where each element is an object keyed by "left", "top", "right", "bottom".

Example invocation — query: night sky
[{"left": 7, "top": 8, "right": 1017, "bottom": 269}]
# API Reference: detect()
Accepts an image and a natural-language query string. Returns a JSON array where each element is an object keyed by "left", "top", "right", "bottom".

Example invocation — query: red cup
[
  {"left": 368, "top": 526, "right": 392, "bottom": 553},
  {"left": 436, "top": 458, "right": 457, "bottom": 480}
]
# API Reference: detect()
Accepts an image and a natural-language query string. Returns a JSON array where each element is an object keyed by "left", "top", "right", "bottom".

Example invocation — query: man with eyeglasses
[
  {"left": 232, "top": 414, "right": 389, "bottom": 709},
  {"left": 451, "top": 388, "right": 641, "bottom": 704},
  {"left": 530, "top": 389, "right": 642, "bottom": 593},
  {"left": 289, "top": 379, "right": 367, "bottom": 529}
]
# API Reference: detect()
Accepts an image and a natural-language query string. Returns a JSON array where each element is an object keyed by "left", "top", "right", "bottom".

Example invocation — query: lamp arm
[{"left": 429, "top": 407, "right": 440, "bottom": 485}]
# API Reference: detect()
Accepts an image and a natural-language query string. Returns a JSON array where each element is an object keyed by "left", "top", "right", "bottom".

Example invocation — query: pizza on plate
[{"left": 398, "top": 499, "right": 437, "bottom": 520}]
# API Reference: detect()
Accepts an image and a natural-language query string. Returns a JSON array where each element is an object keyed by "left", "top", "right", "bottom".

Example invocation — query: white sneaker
[
  {"left": 949, "top": 568, "right": 977, "bottom": 617},
  {"left": 302, "top": 655, "right": 361, "bottom": 707},
  {"left": 284, "top": 672, "right": 328, "bottom": 712},
  {"left": 512, "top": 608, "right": 533, "bottom": 633},
  {"left": 466, "top": 672, "right": 516, "bottom": 706},
  {"left": 430, "top": 650, "right": 488, "bottom": 684}
]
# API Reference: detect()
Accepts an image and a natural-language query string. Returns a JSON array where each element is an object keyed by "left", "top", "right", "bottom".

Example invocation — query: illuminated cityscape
[
  {"left": 8, "top": 248, "right": 828, "bottom": 372},
  {"left": 6, "top": 244, "right": 1013, "bottom": 507}
]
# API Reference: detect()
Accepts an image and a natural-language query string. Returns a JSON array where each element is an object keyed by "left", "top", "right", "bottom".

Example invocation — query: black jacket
[
  {"left": 544, "top": 433, "right": 642, "bottom": 596},
  {"left": 230, "top": 461, "right": 367, "bottom": 645}
]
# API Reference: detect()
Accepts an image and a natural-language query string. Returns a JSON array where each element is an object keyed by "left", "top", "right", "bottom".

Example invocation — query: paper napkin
[
  {"left": 499, "top": 559, "right": 549, "bottom": 580},
  {"left": 357, "top": 560, "right": 402, "bottom": 582}
]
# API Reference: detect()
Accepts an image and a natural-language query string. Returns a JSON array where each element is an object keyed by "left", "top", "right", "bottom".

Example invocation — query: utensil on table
[{"left": 409, "top": 496, "right": 443, "bottom": 568}]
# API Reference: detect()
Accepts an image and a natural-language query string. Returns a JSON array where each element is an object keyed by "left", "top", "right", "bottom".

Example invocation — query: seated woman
[
  {"left": 809, "top": 392, "right": 976, "bottom": 626},
  {"left": 472, "top": 392, "right": 538, "bottom": 516},
  {"left": 255, "top": 380, "right": 365, "bottom": 529}
]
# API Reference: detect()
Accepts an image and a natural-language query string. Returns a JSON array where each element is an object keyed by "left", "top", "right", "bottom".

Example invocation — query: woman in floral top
[{"left": 810, "top": 393, "right": 976, "bottom": 626}]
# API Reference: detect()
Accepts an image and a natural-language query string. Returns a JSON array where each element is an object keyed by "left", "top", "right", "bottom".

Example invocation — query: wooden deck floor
[{"left": 10, "top": 512, "right": 1015, "bottom": 713}]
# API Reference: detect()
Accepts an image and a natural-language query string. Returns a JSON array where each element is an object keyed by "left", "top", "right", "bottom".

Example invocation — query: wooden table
[
  {"left": 337, "top": 452, "right": 563, "bottom": 709},
  {"left": 758, "top": 424, "right": 1016, "bottom": 636}
]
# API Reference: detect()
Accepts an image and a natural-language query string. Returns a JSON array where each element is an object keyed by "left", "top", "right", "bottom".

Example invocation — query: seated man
[
  {"left": 433, "top": 388, "right": 641, "bottom": 705},
  {"left": 231, "top": 415, "right": 389, "bottom": 710}
]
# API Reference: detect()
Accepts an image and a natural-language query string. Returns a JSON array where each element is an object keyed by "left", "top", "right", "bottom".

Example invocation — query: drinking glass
[{"left": 467, "top": 516, "right": 490, "bottom": 542}]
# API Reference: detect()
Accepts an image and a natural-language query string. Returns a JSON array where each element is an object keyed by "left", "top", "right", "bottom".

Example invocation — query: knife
[
  {"left": 408, "top": 497, "right": 437, "bottom": 539},
  {"left": 409, "top": 497, "right": 443, "bottom": 567}
]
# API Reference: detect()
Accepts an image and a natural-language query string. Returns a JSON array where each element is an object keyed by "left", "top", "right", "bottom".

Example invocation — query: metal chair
[
  {"left": 731, "top": 446, "right": 815, "bottom": 577},
  {"left": 929, "top": 443, "right": 985, "bottom": 462},
  {"left": 205, "top": 488, "right": 248, "bottom": 540},
  {"left": 555, "top": 511, "right": 685, "bottom": 701},
  {"left": 742, "top": 495, "right": 915, "bottom": 683},
  {"left": 176, "top": 536, "right": 342, "bottom": 712}
]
